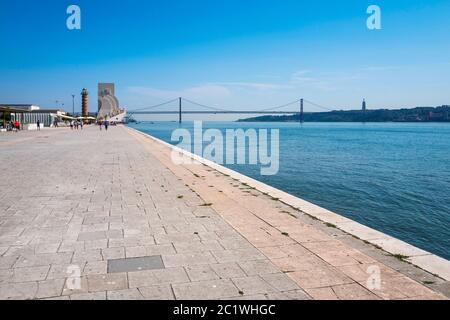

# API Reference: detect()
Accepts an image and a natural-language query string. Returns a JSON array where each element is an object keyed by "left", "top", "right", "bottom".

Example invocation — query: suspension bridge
[{"left": 126, "top": 97, "right": 334, "bottom": 123}]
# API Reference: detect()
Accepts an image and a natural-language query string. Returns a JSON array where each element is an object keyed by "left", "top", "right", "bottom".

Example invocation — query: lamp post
[{"left": 72, "top": 94, "right": 75, "bottom": 117}]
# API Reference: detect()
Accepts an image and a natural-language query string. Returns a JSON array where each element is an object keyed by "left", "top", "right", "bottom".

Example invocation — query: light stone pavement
[{"left": 0, "top": 126, "right": 448, "bottom": 300}]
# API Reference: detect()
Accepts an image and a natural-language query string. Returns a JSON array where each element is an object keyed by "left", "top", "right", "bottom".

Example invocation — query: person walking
[
  {"left": 37, "top": 120, "right": 41, "bottom": 131},
  {"left": 70, "top": 120, "right": 74, "bottom": 130},
  {"left": 15, "top": 120, "right": 20, "bottom": 132},
  {"left": 104, "top": 120, "right": 109, "bottom": 131}
]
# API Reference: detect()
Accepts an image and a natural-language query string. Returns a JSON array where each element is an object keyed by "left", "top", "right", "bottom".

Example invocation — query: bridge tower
[
  {"left": 300, "top": 98, "right": 304, "bottom": 123},
  {"left": 179, "top": 97, "right": 182, "bottom": 124}
]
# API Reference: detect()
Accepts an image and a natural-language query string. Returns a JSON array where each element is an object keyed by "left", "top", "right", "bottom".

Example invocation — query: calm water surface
[{"left": 129, "top": 122, "right": 450, "bottom": 260}]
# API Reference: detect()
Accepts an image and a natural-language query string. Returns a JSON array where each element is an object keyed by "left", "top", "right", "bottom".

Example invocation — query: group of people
[
  {"left": 3, "top": 119, "right": 114, "bottom": 133},
  {"left": 7, "top": 120, "right": 21, "bottom": 132},
  {"left": 97, "top": 120, "right": 110, "bottom": 131},
  {"left": 70, "top": 120, "right": 84, "bottom": 130}
]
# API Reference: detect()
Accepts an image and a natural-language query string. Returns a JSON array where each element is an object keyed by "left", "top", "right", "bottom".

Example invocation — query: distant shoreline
[
  {"left": 237, "top": 120, "right": 450, "bottom": 123},
  {"left": 238, "top": 105, "right": 450, "bottom": 123}
]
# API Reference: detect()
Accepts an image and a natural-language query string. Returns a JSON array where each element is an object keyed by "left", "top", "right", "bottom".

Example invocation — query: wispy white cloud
[
  {"left": 128, "top": 84, "right": 232, "bottom": 101},
  {"left": 290, "top": 70, "right": 337, "bottom": 91},
  {"left": 361, "top": 66, "right": 400, "bottom": 72},
  {"left": 213, "top": 81, "right": 293, "bottom": 90},
  {"left": 291, "top": 70, "right": 314, "bottom": 83},
  {"left": 128, "top": 67, "right": 381, "bottom": 106}
]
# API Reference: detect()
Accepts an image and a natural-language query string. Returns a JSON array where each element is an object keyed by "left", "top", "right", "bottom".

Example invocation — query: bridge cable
[
  {"left": 303, "top": 99, "right": 335, "bottom": 112},
  {"left": 182, "top": 98, "right": 302, "bottom": 113},
  {"left": 181, "top": 98, "right": 231, "bottom": 112},
  {"left": 128, "top": 98, "right": 180, "bottom": 113}
]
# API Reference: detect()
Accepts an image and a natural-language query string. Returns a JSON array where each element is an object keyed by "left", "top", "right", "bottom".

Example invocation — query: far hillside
[{"left": 238, "top": 105, "right": 450, "bottom": 122}]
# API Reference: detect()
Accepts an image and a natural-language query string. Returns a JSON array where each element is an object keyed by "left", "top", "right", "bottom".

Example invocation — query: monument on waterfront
[
  {"left": 81, "top": 88, "right": 89, "bottom": 117},
  {"left": 97, "top": 83, "right": 127, "bottom": 122}
]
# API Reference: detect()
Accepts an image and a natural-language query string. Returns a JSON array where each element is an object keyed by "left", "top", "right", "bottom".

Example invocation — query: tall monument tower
[
  {"left": 97, "top": 83, "right": 122, "bottom": 120},
  {"left": 81, "top": 88, "right": 89, "bottom": 117},
  {"left": 362, "top": 99, "right": 367, "bottom": 112}
]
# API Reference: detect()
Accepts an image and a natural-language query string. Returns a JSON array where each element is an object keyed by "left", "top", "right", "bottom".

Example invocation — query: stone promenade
[{"left": 0, "top": 126, "right": 448, "bottom": 300}]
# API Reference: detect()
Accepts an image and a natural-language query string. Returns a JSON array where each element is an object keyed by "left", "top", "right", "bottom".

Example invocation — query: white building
[{"left": 1, "top": 104, "right": 66, "bottom": 129}]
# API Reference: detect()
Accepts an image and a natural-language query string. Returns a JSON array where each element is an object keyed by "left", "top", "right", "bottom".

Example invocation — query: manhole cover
[{"left": 108, "top": 256, "right": 165, "bottom": 273}]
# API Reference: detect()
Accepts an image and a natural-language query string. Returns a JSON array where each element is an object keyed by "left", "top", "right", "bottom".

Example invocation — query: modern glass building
[{"left": 1, "top": 104, "right": 66, "bottom": 128}]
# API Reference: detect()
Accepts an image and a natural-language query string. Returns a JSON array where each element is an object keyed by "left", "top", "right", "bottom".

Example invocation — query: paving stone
[
  {"left": 102, "top": 247, "right": 125, "bottom": 260},
  {"left": 62, "top": 277, "right": 89, "bottom": 296},
  {"left": 84, "top": 239, "right": 108, "bottom": 250},
  {"left": 0, "top": 256, "right": 20, "bottom": 269},
  {"left": 0, "top": 269, "right": 14, "bottom": 284},
  {"left": 107, "top": 288, "right": 144, "bottom": 300},
  {"left": 331, "top": 283, "right": 380, "bottom": 300},
  {"left": 0, "top": 282, "right": 38, "bottom": 300},
  {"left": 232, "top": 276, "right": 278, "bottom": 296},
  {"left": 0, "top": 247, "right": 9, "bottom": 256},
  {"left": 36, "top": 279, "right": 65, "bottom": 299},
  {"left": 145, "top": 244, "right": 176, "bottom": 256},
  {"left": 48, "top": 263, "right": 85, "bottom": 280},
  {"left": 15, "top": 253, "right": 73, "bottom": 268},
  {"left": 305, "top": 287, "right": 339, "bottom": 300},
  {"left": 108, "top": 237, "right": 155, "bottom": 248},
  {"left": 78, "top": 231, "right": 108, "bottom": 241},
  {"left": 108, "top": 256, "right": 165, "bottom": 273},
  {"left": 218, "top": 238, "right": 255, "bottom": 250},
  {"left": 260, "top": 273, "right": 301, "bottom": 292},
  {"left": 276, "top": 289, "right": 312, "bottom": 300},
  {"left": 72, "top": 250, "right": 103, "bottom": 263},
  {"left": 222, "top": 294, "right": 267, "bottom": 300},
  {"left": 238, "top": 260, "right": 281, "bottom": 276},
  {"left": 337, "top": 263, "right": 401, "bottom": 282},
  {"left": 172, "top": 279, "right": 240, "bottom": 300},
  {"left": 13, "top": 265, "right": 50, "bottom": 282},
  {"left": 128, "top": 267, "right": 189, "bottom": 288},
  {"left": 35, "top": 243, "right": 61, "bottom": 254},
  {"left": 154, "top": 233, "right": 200, "bottom": 245},
  {"left": 83, "top": 261, "right": 108, "bottom": 275},
  {"left": 42, "top": 296, "right": 71, "bottom": 300},
  {"left": 210, "top": 263, "right": 246, "bottom": 279},
  {"left": 70, "top": 292, "right": 107, "bottom": 300},
  {"left": 359, "top": 275, "right": 445, "bottom": 300},
  {"left": 81, "top": 223, "right": 109, "bottom": 233},
  {"left": 58, "top": 241, "right": 85, "bottom": 253},
  {"left": 287, "top": 266, "right": 355, "bottom": 289},
  {"left": 125, "top": 246, "right": 147, "bottom": 258},
  {"left": 185, "top": 265, "right": 220, "bottom": 282},
  {"left": 173, "top": 240, "right": 224, "bottom": 254},
  {"left": 87, "top": 273, "right": 128, "bottom": 292},
  {"left": 138, "top": 284, "right": 175, "bottom": 300},
  {"left": 211, "top": 248, "right": 266, "bottom": 263},
  {"left": 162, "top": 252, "right": 217, "bottom": 268}
]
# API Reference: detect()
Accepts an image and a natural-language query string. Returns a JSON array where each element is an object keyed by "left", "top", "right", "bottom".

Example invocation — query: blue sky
[{"left": 1, "top": 0, "right": 449, "bottom": 115}]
